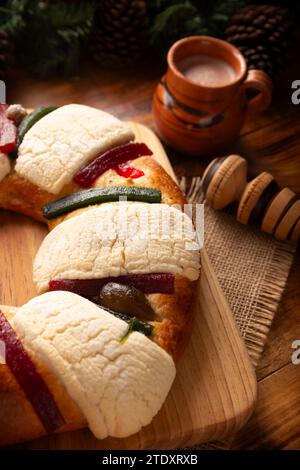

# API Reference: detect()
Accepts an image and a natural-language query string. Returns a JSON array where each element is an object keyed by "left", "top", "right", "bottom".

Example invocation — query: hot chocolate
[{"left": 178, "top": 54, "right": 236, "bottom": 86}]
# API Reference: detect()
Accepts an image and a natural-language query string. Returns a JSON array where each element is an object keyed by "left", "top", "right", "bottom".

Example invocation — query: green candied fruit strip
[
  {"left": 43, "top": 186, "right": 162, "bottom": 219},
  {"left": 120, "top": 317, "right": 154, "bottom": 343},
  {"left": 94, "top": 305, "right": 154, "bottom": 342}
]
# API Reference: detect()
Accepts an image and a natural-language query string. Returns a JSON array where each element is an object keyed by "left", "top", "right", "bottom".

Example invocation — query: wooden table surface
[{"left": 7, "top": 59, "right": 300, "bottom": 450}]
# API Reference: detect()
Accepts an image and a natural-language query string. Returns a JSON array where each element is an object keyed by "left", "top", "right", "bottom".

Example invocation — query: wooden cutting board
[{"left": 0, "top": 122, "right": 257, "bottom": 450}]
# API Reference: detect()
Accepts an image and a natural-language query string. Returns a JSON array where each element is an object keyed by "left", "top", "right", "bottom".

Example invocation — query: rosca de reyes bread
[
  {"left": 0, "top": 104, "right": 185, "bottom": 222},
  {"left": 0, "top": 103, "right": 201, "bottom": 446},
  {"left": 0, "top": 292, "right": 175, "bottom": 446},
  {"left": 33, "top": 202, "right": 199, "bottom": 359}
]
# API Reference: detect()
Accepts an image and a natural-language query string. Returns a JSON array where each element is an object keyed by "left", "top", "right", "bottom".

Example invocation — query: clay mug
[{"left": 153, "top": 36, "right": 272, "bottom": 157}]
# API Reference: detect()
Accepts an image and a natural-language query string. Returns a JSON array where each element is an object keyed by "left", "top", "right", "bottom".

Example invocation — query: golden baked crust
[
  {"left": 151, "top": 276, "right": 196, "bottom": 361},
  {"left": 0, "top": 172, "right": 49, "bottom": 221}
]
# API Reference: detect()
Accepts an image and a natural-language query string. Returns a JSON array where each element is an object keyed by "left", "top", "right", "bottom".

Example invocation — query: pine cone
[
  {"left": 0, "top": 31, "right": 15, "bottom": 81},
  {"left": 225, "top": 4, "right": 293, "bottom": 79},
  {"left": 90, "top": 0, "right": 149, "bottom": 67}
]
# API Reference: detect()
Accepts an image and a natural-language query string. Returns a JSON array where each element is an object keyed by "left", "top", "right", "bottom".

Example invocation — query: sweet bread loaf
[
  {"left": 0, "top": 104, "right": 200, "bottom": 445},
  {"left": 0, "top": 292, "right": 175, "bottom": 446}
]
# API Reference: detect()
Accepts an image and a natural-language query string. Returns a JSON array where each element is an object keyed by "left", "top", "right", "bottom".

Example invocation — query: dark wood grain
[
  {"left": 232, "top": 361, "right": 300, "bottom": 450},
  {"left": 6, "top": 59, "right": 300, "bottom": 450}
]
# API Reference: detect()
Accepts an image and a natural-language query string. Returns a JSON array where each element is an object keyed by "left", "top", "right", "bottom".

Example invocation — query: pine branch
[
  {"left": 0, "top": 0, "right": 31, "bottom": 36},
  {"left": 205, "top": 0, "right": 248, "bottom": 36},
  {"left": 147, "top": 0, "right": 254, "bottom": 55},
  {"left": 149, "top": 1, "right": 206, "bottom": 52},
  {"left": 13, "top": 0, "right": 96, "bottom": 77}
]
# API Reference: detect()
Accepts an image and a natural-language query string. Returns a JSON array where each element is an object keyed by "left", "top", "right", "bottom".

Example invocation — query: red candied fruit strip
[
  {"left": 49, "top": 273, "right": 174, "bottom": 298},
  {"left": 0, "top": 104, "right": 17, "bottom": 153},
  {"left": 73, "top": 142, "right": 152, "bottom": 188},
  {"left": 115, "top": 163, "right": 144, "bottom": 179},
  {"left": 0, "top": 310, "right": 65, "bottom": 433}
]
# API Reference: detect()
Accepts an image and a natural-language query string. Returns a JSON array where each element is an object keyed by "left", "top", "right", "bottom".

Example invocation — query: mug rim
[{"left": 167, "top": 35, "right": 247, "bottom": 91}]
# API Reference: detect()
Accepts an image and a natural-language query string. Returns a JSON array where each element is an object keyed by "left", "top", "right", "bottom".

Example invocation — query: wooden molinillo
[{"left": 202, "top": 155, "right": 300, "bottom": 242}]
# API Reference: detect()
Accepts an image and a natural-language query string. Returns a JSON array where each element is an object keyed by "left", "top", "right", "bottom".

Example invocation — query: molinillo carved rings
[{"left": 202, "top": 155, "right": 300, "bottom": 242}]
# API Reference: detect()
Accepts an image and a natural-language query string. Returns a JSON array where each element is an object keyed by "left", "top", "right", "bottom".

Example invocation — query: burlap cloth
[
  {"left": 204, "top": 204, "right": 296, "bottom": 364},
  {"left": 181, "top": 177, "right": 297, "bottom": 449}
]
